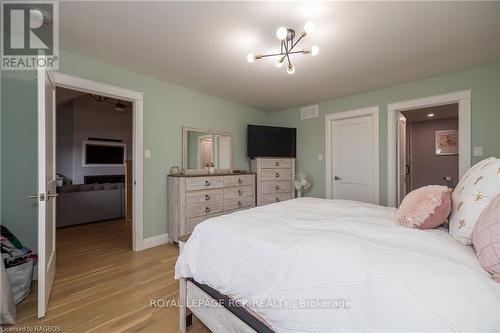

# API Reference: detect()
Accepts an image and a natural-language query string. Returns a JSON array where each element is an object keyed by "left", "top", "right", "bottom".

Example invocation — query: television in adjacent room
[
  {"left": 247, "top": 125, "right": 296, "bottom": 158},
  {"left": 83, "top": 140, "right": 126, "bottom": 166}
]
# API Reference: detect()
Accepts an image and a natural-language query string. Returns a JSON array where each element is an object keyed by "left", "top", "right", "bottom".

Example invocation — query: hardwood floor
[{"left": 14, "top": 219, "right": 209, "bottom": 333}]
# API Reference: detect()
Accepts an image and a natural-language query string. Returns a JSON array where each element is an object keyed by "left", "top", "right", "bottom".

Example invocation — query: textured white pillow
[{"left": 449, "top": 157, "right": 500, "bottom": 245}]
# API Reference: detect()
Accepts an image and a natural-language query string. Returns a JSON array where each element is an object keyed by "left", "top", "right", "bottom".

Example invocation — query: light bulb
[
  {"left": 304, "top": 21, "right": 315, "bottom": 34},
  {"left": 275, "top": 57, "right": 284, "bottom": 68},
  {"left": 311, "top": 45, "right": 319, "bottom": 56},
  {"left": 276, "top": 27, "right": 288, "bottom": 40},
  {"left": 247, "top": 53, "right": 255, "bottom": 63},
  {"left": 287, "top": 64, "right": 295, "bottom": 75}
]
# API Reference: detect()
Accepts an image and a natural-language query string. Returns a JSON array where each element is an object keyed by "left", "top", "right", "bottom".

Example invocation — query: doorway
[
  {"left": 325, "top": 106, "right": 379, "bottom": 204},
  {"left": 387, "top": 90, "right": 471, "bottom": 207},
  {"left": 398, "top": 104, "right": 459, "bottom": 202},
  {"left": 55, "top": 87, "right": 133, "bottom": 233},
  {"left": 36, "top": 70, "right": 144, "bottom": 318}
]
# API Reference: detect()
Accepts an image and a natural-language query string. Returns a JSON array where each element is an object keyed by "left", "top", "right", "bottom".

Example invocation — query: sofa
[{"left": 56, "top": 183, "right": 125, "bottom": 227}]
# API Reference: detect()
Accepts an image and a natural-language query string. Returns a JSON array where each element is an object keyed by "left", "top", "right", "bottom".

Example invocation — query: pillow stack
[{"left": 448, "top": 157, "right": 500, "bottom": 245}]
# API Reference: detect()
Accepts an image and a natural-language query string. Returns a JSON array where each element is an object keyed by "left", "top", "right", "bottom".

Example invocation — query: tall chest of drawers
[
  {"left": 168, "top": 174, "right": 256, "bottom": 241},
  {"left": 251, "top": 157, "right": 296, "bottom": 206}
]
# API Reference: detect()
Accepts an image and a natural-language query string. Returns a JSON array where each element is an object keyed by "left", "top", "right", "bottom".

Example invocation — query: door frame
[
  {"left": 325, "top": 106, "right": 380, "bottom": 203},
  {"left": 51, "top": 72, "right": 145, "bottom": 251},
  {"left": 387, "top": 90, "right": 471, "bottom": 207}
]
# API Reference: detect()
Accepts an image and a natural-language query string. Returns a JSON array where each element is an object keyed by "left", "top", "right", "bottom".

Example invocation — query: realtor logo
[{"left": 1, "top": 1, "right": 59, "bottom": 70}]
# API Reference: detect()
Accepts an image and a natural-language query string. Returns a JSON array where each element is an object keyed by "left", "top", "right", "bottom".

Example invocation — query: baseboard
[{"left": 142, "top": 233, "right": 170, "bottom": 250}]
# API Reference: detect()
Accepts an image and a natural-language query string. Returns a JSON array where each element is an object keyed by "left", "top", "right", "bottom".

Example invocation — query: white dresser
[
  {"left": 168, "top": 174, "right": 256, "bottom": 241},
  {"left": 251, "top": 157, "right": 295, "bottom": 206}
]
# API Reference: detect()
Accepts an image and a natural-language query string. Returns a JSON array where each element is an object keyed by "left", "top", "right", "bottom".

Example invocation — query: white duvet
[{"left": 175, "top": 198, "right": 500, "bottom": 332}]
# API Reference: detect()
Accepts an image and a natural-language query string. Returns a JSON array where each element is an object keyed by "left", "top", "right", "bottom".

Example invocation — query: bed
[{"left": 175, "top": 198, "right": 499, "bottom": 332}]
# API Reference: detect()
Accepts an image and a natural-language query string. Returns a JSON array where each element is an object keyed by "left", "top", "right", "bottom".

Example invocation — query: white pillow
[{"left": 449, "top": 157, "right": 500, "bottom": 244}]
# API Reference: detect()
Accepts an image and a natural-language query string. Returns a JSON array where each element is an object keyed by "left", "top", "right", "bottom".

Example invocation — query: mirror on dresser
[{"left": 182, "top": 127, "right": 232, "bottom": 174}]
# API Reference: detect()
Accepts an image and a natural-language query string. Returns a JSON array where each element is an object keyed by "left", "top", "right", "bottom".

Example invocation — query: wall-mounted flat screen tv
[
  {"left": 83, "top": 141, "right": 126, "bottom": 166},
  {"left": 247, "top": 125, "right": 296, "bottom": 158}
]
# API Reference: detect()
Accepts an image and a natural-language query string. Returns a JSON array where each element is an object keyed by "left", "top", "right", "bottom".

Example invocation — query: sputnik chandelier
[{"left": 247, "top": 21, "right": 319, "bottom": 75}]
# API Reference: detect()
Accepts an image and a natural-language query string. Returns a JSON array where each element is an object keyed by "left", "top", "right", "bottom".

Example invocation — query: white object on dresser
[
  {"left": 168, "top": 174, "right": 256, "bottom": 241},
  {"left": 251, "top": 157, "right": 295, "bottom": 206}
]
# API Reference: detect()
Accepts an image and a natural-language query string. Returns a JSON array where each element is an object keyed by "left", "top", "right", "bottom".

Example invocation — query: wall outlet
[
  {"left": 473, "top": 146, "right": 483, "bottom": 156},
  {"left": 144, "top": 149, "right": 151, "bottom": 159},
  {"left": 318, "top": 154, "right": 323, "bottom": 161}
]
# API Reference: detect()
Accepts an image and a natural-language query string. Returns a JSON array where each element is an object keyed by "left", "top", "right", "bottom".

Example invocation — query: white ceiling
[{"left": 59, "top": 1, "right": 500, "bottom": 111}]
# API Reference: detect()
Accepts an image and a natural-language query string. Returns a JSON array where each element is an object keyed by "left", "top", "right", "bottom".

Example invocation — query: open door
[
  {"left": 37, "top": 64, "right": 57, "bottom": 318},
  {"left": 397, "top": 114, "right": 408, "bottom": 205}
]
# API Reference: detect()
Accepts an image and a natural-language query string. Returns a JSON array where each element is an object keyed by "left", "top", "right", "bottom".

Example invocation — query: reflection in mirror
[{"left": 185, "top": 130, "right": 231, "bottom": 171}]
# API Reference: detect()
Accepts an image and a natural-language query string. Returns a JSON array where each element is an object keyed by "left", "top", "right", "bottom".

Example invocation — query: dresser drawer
[
  {"left": 186, "top": 189, "right": 223, "bottom": 205},
  {"left": 223, "top": 175, "right": 254, "bottom": 187},
  {"left": 260, "top": 193, "right": 293, "bottom": 205},
  {"left": 261, "top": 159, "right": 293, "bottom": 169},
  {"left": 186, "top": 213, "right": 222, "bottom": 233},
  {"left": 224, "top": 186, "right": 254, "bottom": 200},
  {"left": 185, "top": 176, "right": 223, "bottom": 191},
  {"left": 261, "top": 180, "right": 292, "bottom": 194},
  {"left": 187, "top": 202, "right": 224, "bottom": 218},
  {"left": 224, "top": 196, "right": 254, "bottom": 211},
  {"left": 261, "top": 168, "right": 292, "bottom": 181}
]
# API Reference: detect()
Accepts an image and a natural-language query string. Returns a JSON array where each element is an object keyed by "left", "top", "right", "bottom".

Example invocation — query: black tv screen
[
  {"left": 85, "top": 144, "right": 125, "bottom": 164},
  {"left": 247, "top": 125, "right": 296, "bottom": 158}
]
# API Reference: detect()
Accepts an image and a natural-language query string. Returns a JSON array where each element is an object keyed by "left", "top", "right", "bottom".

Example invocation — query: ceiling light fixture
[
  {"left": 89, "top": 94, "right": 127, "bottom": 112},
  {"left": 247, "top": 21, "right": 318, "bottom": 74},
  {"left": 427, "top": 113, "right": 435, "bottom": 117}
]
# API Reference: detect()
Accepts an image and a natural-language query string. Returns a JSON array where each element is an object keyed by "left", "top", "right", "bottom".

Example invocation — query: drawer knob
[
  {"left": 275, "top": 173, "right": 280, "bottom": 178},
  {"left": 205, "top": 194, "right": 211, "bottom": 201},
  {"left": 205, "top": 180, "right": 211, "bottom": 186},
  {"left": 238, "top": 190, "right": 243, "bottom": 196},
  {"left": 275, "top": 197, "right": 280, "bottom": 202},
  {"left": 275, "top": 161, "right": 280, "bottom": 167},
  {"left": 238, "top": 178, "right": 243, "bottom": 184},
  {"left": 275, "top": 185, "right": 280, "bottom": 190},
  {"left": 205, "top": 207, "right": 211, "bottom": 213},
  {"left": 238, "top": 201, "right": 242, "bottom": 207}
]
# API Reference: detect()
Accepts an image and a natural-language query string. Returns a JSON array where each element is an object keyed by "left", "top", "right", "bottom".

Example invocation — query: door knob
[{"left": 334, "top": 176, "right": 342, "bottom": 180}]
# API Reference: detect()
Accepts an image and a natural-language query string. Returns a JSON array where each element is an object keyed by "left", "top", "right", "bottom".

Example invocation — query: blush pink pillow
[
  {"left": 396, "top": 185, "right": 451, "bottom": 229},
  {"left": 472, "top": 194, "right": 500, "bottom": 281}
]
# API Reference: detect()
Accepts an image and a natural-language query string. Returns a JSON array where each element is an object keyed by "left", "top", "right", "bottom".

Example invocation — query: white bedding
[{"left": 175, "top": 198, "right": 500, "bottom": 332}]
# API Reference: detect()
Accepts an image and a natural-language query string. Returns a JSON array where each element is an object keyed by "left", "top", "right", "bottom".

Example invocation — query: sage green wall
[
  {"left": 1, "top": 50, "right": 269, "bottom": 250},
  {"left": 1, "top": 71, "right": 38, "bottom": 251},
  {"left": 2, "top": 54, "right": 498, "bottom": 251},
  {"left": 269, "top": 62, "right": 500, "bottom": 205}
]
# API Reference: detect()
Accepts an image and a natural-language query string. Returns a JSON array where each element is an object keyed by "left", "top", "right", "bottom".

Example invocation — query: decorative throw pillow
[
  {"left": 472, "top": 194, "right": 500, "bottom": 281},
  {"left": 396, "top": 185, "right": 451, "bottom": 229},
  {"left": 449, "top": 158, "right": 500, "bottom": 245}
]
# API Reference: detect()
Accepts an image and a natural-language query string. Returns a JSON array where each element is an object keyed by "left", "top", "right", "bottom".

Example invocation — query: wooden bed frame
[{"left": 178, "top": 238, "right": 259, "bottom": 333}]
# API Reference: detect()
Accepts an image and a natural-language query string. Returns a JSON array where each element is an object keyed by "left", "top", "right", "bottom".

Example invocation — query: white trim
[
  {"left": 52, "top": 72, "right": 145, "bottom": 252},
  {"left": 142, "top": 233, "right": 170, "bottom": 249},
  {"left": 81, "top": 140, "right": 127, "bottom": 167},
  {"left": 325, "top": 106, "right": 380, "bottom": 204},
  {"left": 387, "top": 90, "right": 471, "bottom": 207}
]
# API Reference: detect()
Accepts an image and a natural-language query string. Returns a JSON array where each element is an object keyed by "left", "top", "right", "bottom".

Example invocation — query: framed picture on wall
[{"left": 435, "top": 130, "right": 458, "bottom": 155}]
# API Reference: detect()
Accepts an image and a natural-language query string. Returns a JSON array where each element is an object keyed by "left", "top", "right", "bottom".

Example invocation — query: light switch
[
  {"left": 473, "top": 146, "right": 483, "bottom": 156},
  {"left": 318, "top": 154, "right": 323, "bottom": 161},
  {"left": 144, "top": 149, "right": 151, "bottom": 159}
]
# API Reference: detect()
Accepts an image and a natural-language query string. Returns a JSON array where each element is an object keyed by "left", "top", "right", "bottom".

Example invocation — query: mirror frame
[{"left": 182, "top": 126, "right": 233, "bottom": 174}]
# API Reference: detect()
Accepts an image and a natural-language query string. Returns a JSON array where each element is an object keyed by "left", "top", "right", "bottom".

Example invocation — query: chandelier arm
[
  {"left": 283, "top": 40, "right": 292, "bottom": 67},
  {"left": 289, "top": 33, "right": 305, "bottom": 52}
]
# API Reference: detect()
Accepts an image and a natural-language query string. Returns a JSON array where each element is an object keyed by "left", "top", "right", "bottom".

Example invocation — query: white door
[
  {"left": 37, "top": 65, "right": 57, "bottom": 318},
  {"left": 397, "top": 114, "right": 408, "bottom": 205},
  {"left": 330, "top": 115, "right": 377, "bottom": 204}
]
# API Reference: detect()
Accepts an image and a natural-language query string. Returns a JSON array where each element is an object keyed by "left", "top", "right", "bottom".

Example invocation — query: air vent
[{"left": 300, "top": 105, "right": 319, "bottom": 120}]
